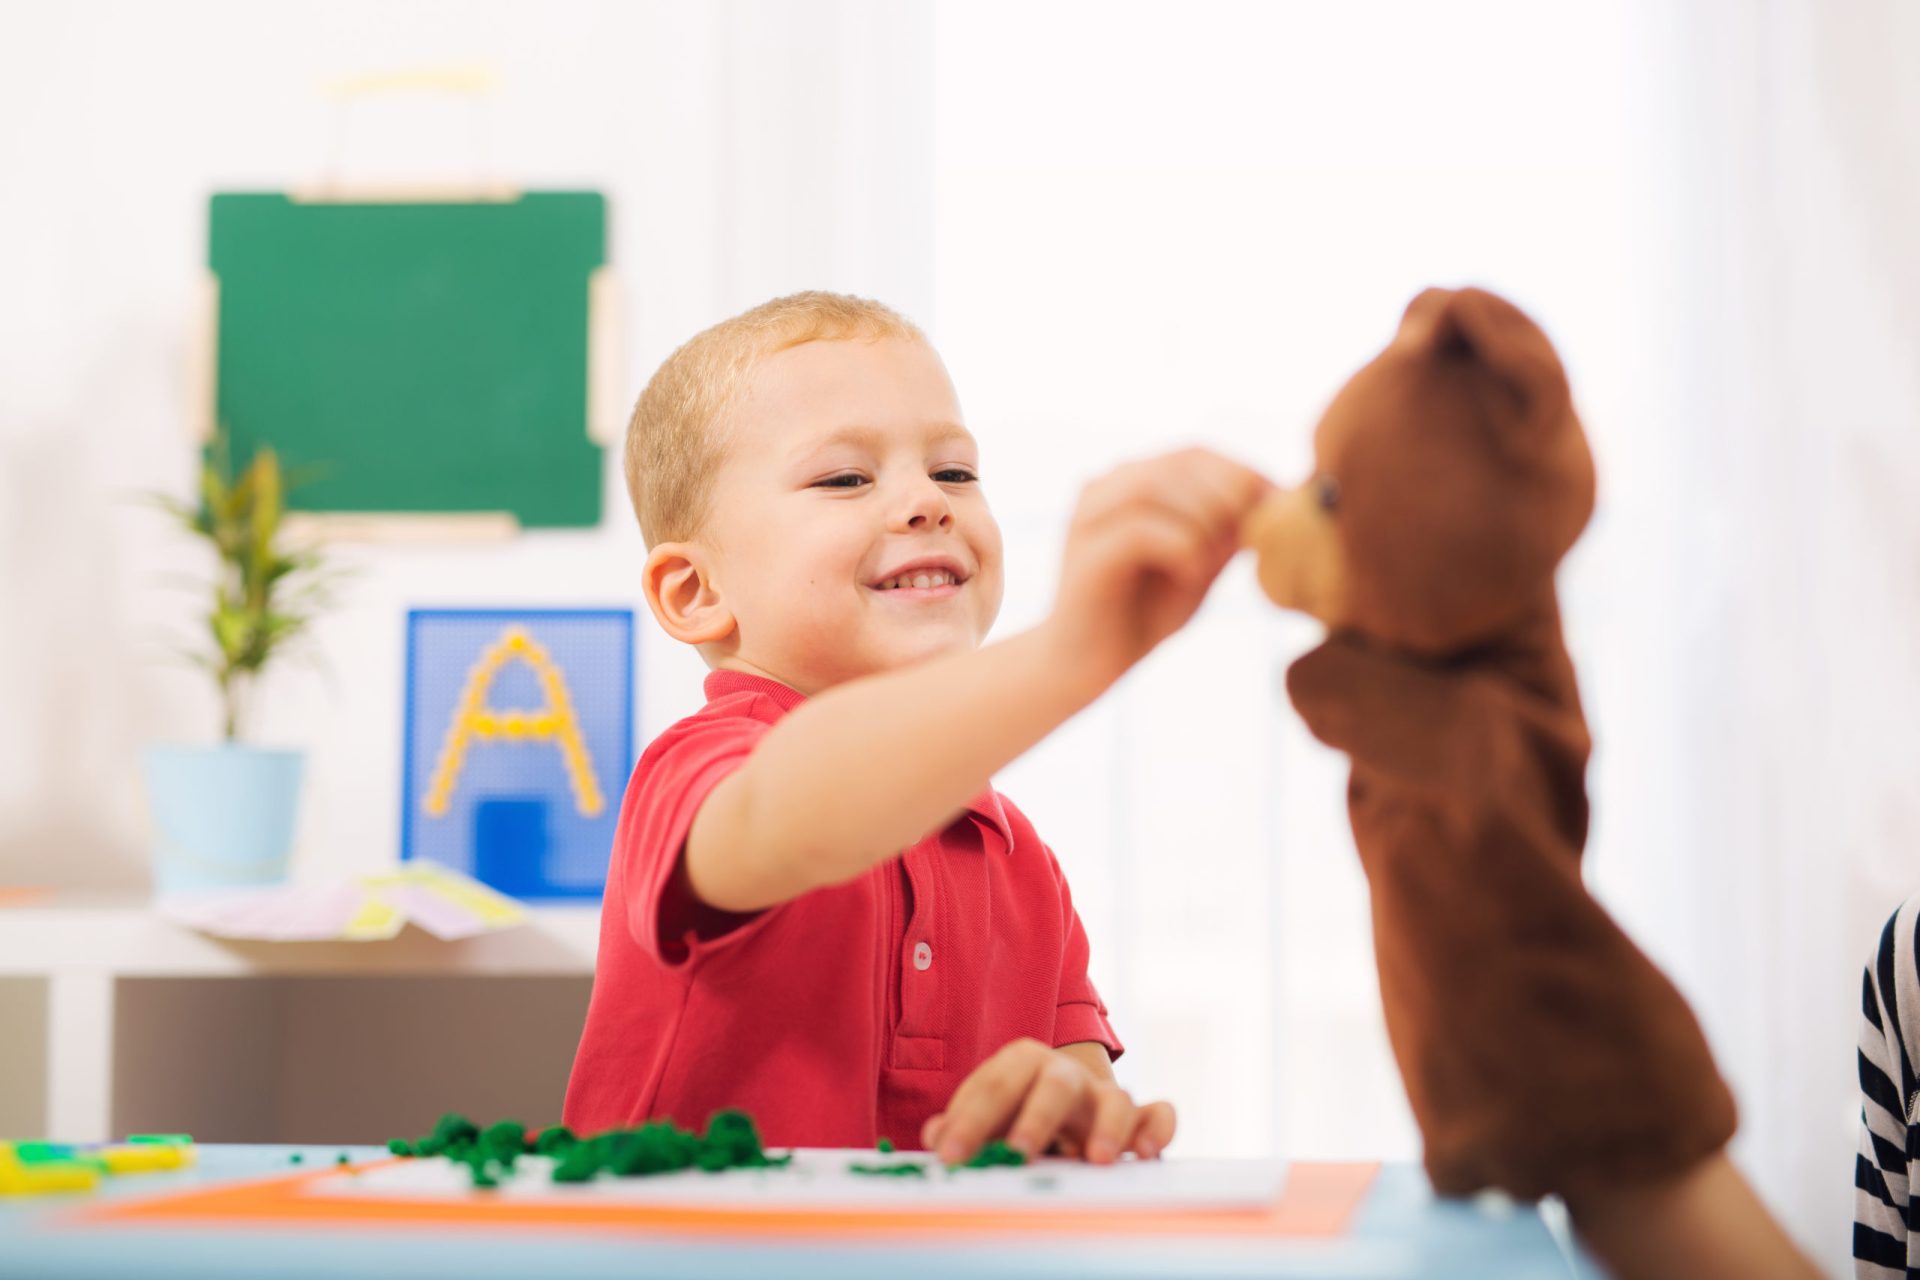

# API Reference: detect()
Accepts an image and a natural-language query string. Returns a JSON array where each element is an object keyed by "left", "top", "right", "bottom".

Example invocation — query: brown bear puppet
[{"left": 1244, "top": 287, "right": 1737, "bottom": 1206}]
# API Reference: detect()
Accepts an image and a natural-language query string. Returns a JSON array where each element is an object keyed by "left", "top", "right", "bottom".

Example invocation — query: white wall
[
  {"left": 0, "top": 0, "right": 933, "bottom": 890},
  {"left": 3, "top": 2, "right": 1917, "bottom": 1270}
]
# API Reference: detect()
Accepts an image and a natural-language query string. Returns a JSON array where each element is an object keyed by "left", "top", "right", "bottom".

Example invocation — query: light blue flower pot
[{"left": 142, "top": 744, "right": 305, "bottom": 897}]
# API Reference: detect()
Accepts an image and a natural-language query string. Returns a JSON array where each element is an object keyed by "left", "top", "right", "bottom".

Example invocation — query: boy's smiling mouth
[{"left": 868, "top": 555, "right": 970, "bottom": 599}]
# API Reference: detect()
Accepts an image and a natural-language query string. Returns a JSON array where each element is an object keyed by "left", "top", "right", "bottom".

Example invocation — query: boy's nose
[{"left": 894, "top": 484, "right": 955, "bottom": 532}]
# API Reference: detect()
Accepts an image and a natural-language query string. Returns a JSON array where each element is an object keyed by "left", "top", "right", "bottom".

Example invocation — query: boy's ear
[{"left": 642, "top": 542, "right": 736, "bottom": 646}]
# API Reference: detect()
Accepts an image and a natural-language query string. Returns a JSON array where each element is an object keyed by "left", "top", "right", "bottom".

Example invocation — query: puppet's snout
[{"left": 1244, "top": 484, "right": 1347, "bottom": 626}]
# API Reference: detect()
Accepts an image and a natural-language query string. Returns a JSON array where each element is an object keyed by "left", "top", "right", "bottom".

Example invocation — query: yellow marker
[
  {"left": 422, "top": 626, "right": 607, "bottom": 819},
  {"left": 94, "top": 1143, "right": 194, "bottom": 1174},
  {"left": 0, "top": 1147, "right": 101, "bottom": 1196}
]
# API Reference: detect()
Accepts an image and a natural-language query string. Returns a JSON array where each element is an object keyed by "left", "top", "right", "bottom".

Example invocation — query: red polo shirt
[{"left": 563, "top": 669, "right": 1121, "bottom": 1148}]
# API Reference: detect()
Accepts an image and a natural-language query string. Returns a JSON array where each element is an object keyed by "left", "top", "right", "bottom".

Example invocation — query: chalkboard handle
[
  {"left": 282, "top": 513, "right": 520, "bottom": 543},
  {"left": 587, "top": 268, "right": 623, "bottom": 447},
  {"left": 302, "top": 64, "right": 512, "bottom": 204},
  {"left": 186, "top": 270, "right": 218, "bottom": 444}
]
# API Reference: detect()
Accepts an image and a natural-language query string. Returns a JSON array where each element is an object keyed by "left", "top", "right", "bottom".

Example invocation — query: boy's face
[{"left": 696, "top": 336, "right": 1004, "bottom": 693}]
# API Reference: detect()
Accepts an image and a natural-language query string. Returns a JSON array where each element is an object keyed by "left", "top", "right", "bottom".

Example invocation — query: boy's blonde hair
[{"left": 625, "top": 291, "right": 926, "bottom": 547}]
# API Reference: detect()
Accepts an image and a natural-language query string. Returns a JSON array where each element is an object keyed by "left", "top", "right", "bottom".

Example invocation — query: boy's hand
[
  {"left": 921, "top": 1039, "right": 1176, "bottom": 1165},
  {"left": 1043, "top": 448, "right": 1273, "bottom": 699}
]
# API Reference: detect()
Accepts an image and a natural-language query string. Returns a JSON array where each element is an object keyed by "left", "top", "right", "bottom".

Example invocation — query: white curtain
[
  {"left": 931, "top": 1, "right": 1920, "bottom": 1268},
  {"left": 1627, "top": 0, "right": 1920, "bottom": 1265}
]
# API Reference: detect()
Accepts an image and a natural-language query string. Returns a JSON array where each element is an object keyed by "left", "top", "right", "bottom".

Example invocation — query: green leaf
[
  {"left": 210, "top": 601, "right": 251, "bottom": 663},
  {"left": 198, "top": 460, "right": 227, "bottom": 524},
  {"left": 143, "top": 425, "right": 338, "bottom": 742}
]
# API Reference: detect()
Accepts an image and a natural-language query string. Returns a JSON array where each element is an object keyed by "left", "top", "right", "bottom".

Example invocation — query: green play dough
[{"left": 388, "top": 1110, "right": 791, "bottom": 1189}]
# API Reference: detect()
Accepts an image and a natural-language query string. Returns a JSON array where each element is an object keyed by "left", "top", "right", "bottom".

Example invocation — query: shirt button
[{"left": 913, "top": 941, "right": 933, "bottom": 971}]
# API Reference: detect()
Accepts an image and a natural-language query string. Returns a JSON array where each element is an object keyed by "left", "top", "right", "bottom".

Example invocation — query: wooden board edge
[
  {"left": 587, "top": 268, "right": 622, "bottom": 448},
  {"left": 186, "top": 271, "right": 218, "bottom": 445},
  {"left": 281, "top": 512, "right": 521, "bottom": 543},
  {"left": 285, "top": 184, "right": 524, "bottom": 205}
]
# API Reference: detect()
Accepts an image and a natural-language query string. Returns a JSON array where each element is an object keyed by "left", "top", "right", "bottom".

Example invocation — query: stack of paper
[
  {"left": 157, "top": 863, "right": 527, "bottom": 941},
  {"left": 310, "top": 1149, "right": 1291, "bottom": 1212}
]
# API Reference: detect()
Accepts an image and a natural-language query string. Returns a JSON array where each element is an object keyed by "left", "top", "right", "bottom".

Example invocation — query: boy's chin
[{"left": 864, "top": 626, "right": 982, "bottom": 670}]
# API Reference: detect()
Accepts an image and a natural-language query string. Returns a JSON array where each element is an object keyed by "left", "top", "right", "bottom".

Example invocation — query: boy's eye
[
  {"left": 933, "top": 468, "right": 978, "bottom": 484},
  {"left": 814, "top": 473, "right": 868, "bottom": 489}
]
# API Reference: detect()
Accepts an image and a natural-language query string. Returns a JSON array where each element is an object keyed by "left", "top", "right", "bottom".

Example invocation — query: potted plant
[{"left": 142, "top": 435, "right": 332, "bottom": 897}]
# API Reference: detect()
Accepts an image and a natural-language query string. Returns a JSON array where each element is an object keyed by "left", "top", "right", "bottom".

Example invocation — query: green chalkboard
[{"left": 210, "top": 192, "right": 607, "bottom": 528}]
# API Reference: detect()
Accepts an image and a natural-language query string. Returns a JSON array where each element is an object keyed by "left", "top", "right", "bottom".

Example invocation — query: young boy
[{"left": 563, "top": 291, "right": 1269, "bottom": 1164}]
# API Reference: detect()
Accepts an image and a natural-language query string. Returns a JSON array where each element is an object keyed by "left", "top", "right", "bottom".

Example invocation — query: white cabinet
[{"left": 0, "top": 900, "right": 600, "bottom": 1143}]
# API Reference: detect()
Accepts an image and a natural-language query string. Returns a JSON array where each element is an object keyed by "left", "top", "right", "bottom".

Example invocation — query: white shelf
[
  {"left": 0, "top": 897, "right": 602, "bottom": 978},
  {"left": 0, "top": 896, "right": 605, "bottom": 1144}
]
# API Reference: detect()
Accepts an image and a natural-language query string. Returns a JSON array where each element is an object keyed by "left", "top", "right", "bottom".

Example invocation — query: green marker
[{"left": 13, "top": 1142, "right": 77, "bottom": 1164}]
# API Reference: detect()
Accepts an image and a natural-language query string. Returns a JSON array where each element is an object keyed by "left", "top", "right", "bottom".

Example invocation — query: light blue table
[{"left": 1, "top": 1145, "right": 1596, "bottom": 1278}]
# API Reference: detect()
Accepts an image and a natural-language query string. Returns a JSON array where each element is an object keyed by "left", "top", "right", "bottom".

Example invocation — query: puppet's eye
[{"left": 1314, "top": 473, "right": 1341, "bottom": 513}]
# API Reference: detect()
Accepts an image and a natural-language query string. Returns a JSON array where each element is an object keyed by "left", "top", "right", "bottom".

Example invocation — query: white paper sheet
[
  {"left": 156, "top": 864, "right": 526, "bottom": 941},
  {"left": 306, "top": 1149, "right": 1288, "bottom": 1213}
]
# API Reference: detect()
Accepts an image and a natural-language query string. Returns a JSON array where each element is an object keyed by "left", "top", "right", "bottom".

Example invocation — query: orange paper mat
[{"left": 76, "top": 1159, "right": 1379, "bottom": 1242}]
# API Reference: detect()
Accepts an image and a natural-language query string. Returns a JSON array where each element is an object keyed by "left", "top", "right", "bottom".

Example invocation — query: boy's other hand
[
  {"left": 1044, "top": 447, "right": 1272, "bottom": 698},
  {"left": 920, "top": 1038, "right": 1176, "bottom": 1166}
]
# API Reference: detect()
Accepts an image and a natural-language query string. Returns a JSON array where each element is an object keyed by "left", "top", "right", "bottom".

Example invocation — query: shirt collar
[
  {"left": 700, "top": 668, "right": 1015, "bottom": 853},
  {"left": 703, "top": 668, "right": 809, "bottom": 714}
]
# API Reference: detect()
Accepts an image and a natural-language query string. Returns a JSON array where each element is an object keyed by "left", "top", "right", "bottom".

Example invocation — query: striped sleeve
[{"left": 1856, "top": 899, "right": 1918, "bottom": 1278}]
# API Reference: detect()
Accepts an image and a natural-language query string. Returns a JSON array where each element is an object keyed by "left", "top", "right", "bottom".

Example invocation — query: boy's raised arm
[
  {"left": 685, "top": 448, "right": 1271, "bottom": 914},
  {"left": 687, "top": 627, "right": 1087, "bottom": 911}
]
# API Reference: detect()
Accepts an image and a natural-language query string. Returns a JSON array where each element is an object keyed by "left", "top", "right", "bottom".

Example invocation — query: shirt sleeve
[
  {"left": 1043, "top": 843, "right": 1124, "bottom": 1061},
  {"left": 617, "top": 712, "right": 774, "bottom": 966},
  {"left": 1856, "top": 900, "right": 1915, "bottom": 1278}
]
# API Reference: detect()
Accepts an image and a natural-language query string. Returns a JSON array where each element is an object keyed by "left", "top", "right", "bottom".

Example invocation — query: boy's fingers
[
  {"left": 1102, "top": 511, "right": 1220, "bottom": 593},
  {"left": 1079, "top": 450, "right": 1270, "bottom": 541},
  {"left": 1164, "top": 450, "right": 1275, "bottom": 535},
  {"left": 1082, "top": 1083, "right": 1136, "bottom": 1164},
  {"left": 936, "top": 1040, "right": 1049, "bottom": 1164},
  {"left": 1145, "top": 448, "right": 1275, "bottom": 531},
  {"left": 1142, "top": 487, "right": 1245, "bottom": 558},
  {"left": 1212, "top": 455, "right": 1279, "bottom": 512},
  {"left": 921, "top": 1114, "right": 947, "bottom": 1150},
  {"left": 1004, "top": 1055, "right": 1090, "bottom": 1159},
  {"left": 1074, "top": 460, "right": 1161, "bottom": 525},
  {"left": 1070, "top": 517, "right": 1210, "bottom": 624},
  {"left": 1086, "top": 476, "right": 1258, "bottom": 585},
  {"left": 1127, "top": 1101, "right": 1178, "bottom": 1159}
]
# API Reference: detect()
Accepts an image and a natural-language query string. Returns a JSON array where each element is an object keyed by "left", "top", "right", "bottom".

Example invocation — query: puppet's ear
[{"left": 1397, "top": 287, "right": 1572, "bottom": 433}]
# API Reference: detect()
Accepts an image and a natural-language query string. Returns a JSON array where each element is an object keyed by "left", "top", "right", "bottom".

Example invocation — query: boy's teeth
[{"left": 877, "top": 570, "right": 956, "bottom": 590}]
